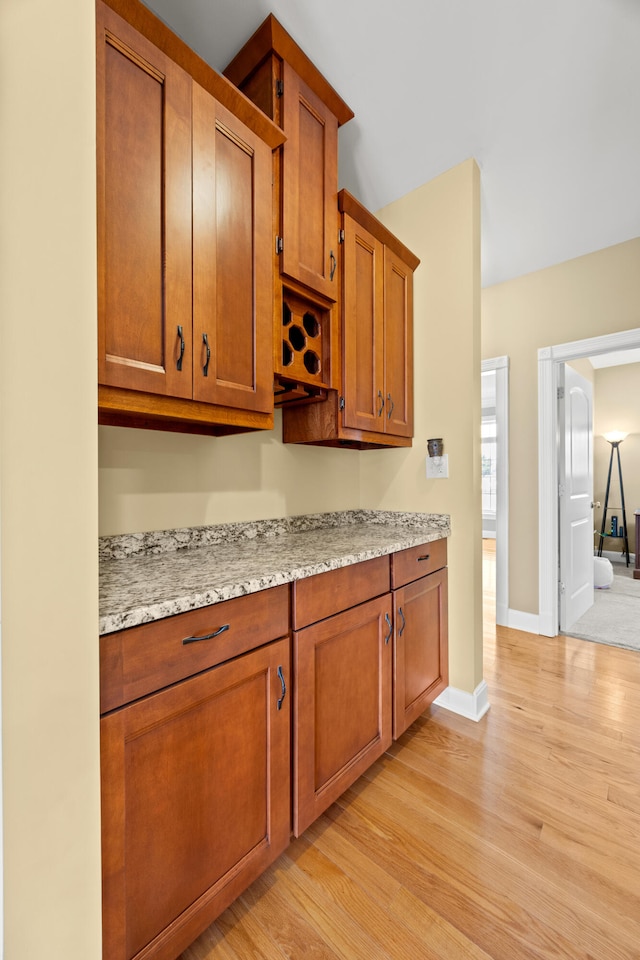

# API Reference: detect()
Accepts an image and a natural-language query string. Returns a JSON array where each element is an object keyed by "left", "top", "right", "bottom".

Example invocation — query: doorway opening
[
  {"left": 482, "top": 357, "right": 509, "bottom": 626},
  {"left": 538, "top": 327, "right": 640, "bottom": 637}
]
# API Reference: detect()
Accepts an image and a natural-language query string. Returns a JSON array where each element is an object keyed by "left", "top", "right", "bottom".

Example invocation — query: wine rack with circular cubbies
[{"left": 279, "top": 289, "right": 330, "bottom": 388}]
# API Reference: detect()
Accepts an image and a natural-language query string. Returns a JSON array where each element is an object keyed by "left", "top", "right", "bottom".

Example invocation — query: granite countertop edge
[{"left": 99, "top": 510, "right": 450, "bottom": 636}]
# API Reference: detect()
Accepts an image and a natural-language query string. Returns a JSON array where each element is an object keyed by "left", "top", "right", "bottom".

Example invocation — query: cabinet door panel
[
  {"left": 192, "top": 88, "right": 273, "bottom": 413},
  {"left": 384, "top": 248, "right": 414, "bottom": 437},
  {"left": 97, "top": 3, "right": 192, "bottom": 398},
  {"left": 393, "top": 569, "right": 448, "bottom": 739},
  {"left": 101, "top": 637, "right": 290, "bottom": 960},
  {"left": 282, "top": 63, "right": 338, "bottom": 300},
  {"left": 294, "top": 595, "right": 392, "bottom": 836},
  {"left": 342, "top": 213, "right": 385, "bottom": 432}
]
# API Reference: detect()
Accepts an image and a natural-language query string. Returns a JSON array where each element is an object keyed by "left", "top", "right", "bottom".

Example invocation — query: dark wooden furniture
[
  {"left": 635, "top": 510, "right": 640, "bottom": 579},
  {"left": 282, "top": 191, "right": 419, "bottom": 448},
  {"left": 96, "top": 0, "right": 283, "bottom": 436},
  {"left": 100, "top": 586, "right": 291, "bottom": 960},
  {"left": 291, "top": 557, "right": 392, "bottom": 835},
  {"left": 391, "top": 539, "right": 449, "bottom": 738},
  {"left": 224, "top": 15, "right": 354, "bottom": 403}
]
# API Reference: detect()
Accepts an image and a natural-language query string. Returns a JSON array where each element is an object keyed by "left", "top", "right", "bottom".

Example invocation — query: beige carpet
[{"left": 566, "top": 562, "right": 640, "bottom": 651}]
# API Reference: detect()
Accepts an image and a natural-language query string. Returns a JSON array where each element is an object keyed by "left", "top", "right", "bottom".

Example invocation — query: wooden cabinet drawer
[
  {"left": 391, "top": 538, "right": 447, "bottom": 588},
  {"left": 292, "top": 555, "right": 390, "bottom": 629},
  {"left": 100, "top": 584, "right": 289, "bottom": 714}
]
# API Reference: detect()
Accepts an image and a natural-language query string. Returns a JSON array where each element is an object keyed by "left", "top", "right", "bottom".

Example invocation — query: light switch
[{"left": 426, "top": 454, "right": 448, "bottom": 479}]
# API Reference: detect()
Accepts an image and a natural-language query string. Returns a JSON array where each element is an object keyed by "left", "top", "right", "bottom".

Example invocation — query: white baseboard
[
  {"left": 507, "top": 608, "right": 540, "bottom": 634},
  {"left": 600, "top": 550, "right": 636, "bottom": 565},
  {"left": 434, "top": 681, "right": 490, "bottom": 722}
]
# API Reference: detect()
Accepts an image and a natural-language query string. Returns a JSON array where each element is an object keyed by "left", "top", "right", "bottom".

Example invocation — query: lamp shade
[{"left": 603, "top": 431, "right": 628, "bottom": 444}]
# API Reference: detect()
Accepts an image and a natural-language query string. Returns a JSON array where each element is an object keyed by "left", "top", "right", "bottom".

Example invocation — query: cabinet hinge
[
  {"left": 275, "top": 236, "right": 284, "bottom": 255},
  {"left": 338, "top": 228, "right": 345, "bottom": 243},
  {"left": 557, "top": 386, "right": 565, "bottom": 400},
  {"left": 559, "top": 581, "right": 566, "bottom": 595},
  {"left": 558, "top": 482, "right": 565, "bottom": 498},
  {"left": 276, "top": 79, "right": 284, "bottom": 98},
  {"left": 339, "top": 395, "right": 345, "bottom": 411}
]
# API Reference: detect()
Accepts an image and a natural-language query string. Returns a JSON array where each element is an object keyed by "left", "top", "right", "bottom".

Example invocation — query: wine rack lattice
[{"left": 279, "top": 289, "right": 329, "bottom": 387}]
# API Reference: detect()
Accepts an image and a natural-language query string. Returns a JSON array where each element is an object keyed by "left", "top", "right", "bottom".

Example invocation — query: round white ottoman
[{"left": 594, "top": 555, "right": 613, "bottom": 589}]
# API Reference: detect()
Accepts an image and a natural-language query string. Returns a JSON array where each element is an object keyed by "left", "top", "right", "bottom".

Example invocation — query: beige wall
[
  {"left": 99, "top": 161, "right": 484, "bottom": 697},
  {"left": 593, "top": 363, "right": 640, "bottom": 554},
  {"left": 567, "top": 358, "right": 595, "bottom": 385},
  {"left": 0, "top": 1, "right": 102, "bottom": 957},
  {"left": 482, "top": 237, "right": 640, "bottom": 616},
  {"left": 98, "top": 415, "right": 360, "bottom": 533}
]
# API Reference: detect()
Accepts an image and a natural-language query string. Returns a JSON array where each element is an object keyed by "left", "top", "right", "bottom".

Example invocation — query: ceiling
[{"left": 144, "top": 0, "right": 640, "bottom": 288}]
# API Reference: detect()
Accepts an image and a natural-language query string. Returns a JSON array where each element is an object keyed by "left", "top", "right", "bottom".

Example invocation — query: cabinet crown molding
[
  {"left": 224, "top": 13, "right": 354, "bottom": 127},
  {"left": 339, "top": 189, "right": 421, "bottom": 270},
  {"left": 100, "top": 0, "right": 285, "bottom": 149}
]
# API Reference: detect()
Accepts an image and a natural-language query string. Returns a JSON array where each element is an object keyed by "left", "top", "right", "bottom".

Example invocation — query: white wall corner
[
  {"left": 507, "top": 608, "right": 541, "bottom": 634},
  {"left": 434, "top": 681, "right": 490, "bottom": 722}
]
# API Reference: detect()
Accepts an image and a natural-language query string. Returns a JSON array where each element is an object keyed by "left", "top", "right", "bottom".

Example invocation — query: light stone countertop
[{"left": 99, "top": 509, "right": 450, "bottom": 636}]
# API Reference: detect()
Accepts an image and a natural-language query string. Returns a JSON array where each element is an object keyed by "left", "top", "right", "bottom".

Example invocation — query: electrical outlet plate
[{"left": 426, "top": 454, "right": 448, "bottom": 479}]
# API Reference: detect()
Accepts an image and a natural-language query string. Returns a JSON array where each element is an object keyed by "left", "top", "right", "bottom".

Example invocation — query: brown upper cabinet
[
  {"left": 282, "top": 190, "right": 420, "bottom": 448},
  {"left": 96, "top": 0, "right": 284, "bottom": 436},
  {"left": 225, "top": 16, "right": 354, "bottom": 402},
  {"left": 225, "top": 15, "right": 353, "bottom": 301}
]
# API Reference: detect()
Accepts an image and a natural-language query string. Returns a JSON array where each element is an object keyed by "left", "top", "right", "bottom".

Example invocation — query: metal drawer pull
[
  {"left": 202, "top": 332, "right": 211, "bottom": 377},
  {"left": 384, "top": 612, "right": 393, "bottom": 645},
  {"left": 277, "top": 665, "right": 286, "bottom": 710},
  {"left": 387, "top": 393, "right": 394, "bottom": 419},
  {"left": 377, "top": 390, "right": 385, "bottom": 417},
  {"left": 176, "top": 325, "right": 185, "bottom": 371},
  {"left": 329, "top": 249, "right": 337, "bottom": 281},
  {"left": 182, "top": 623, "right": 229, "bottom": 645},
  {"left": 418, "top": 554, "right": 430, "bottom": 561},
  {"left": 398, "top": 606, "right": 406, "bottom": 637}
]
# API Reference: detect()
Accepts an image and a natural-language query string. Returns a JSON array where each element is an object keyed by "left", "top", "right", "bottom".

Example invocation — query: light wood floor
[{"left": 181, "top": 542, "right": 640, "bottom": 959}]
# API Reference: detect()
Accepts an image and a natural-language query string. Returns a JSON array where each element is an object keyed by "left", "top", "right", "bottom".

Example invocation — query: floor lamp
[{"left": 597, "top": 431, "right": 630, "bottom": 566}]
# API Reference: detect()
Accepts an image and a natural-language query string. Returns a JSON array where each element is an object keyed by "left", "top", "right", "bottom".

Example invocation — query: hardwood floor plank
[
  {"left": 388, "top": 886, "right": 496, "bottom": 960},
  {"left": 332, "top": 771, "right": 640, "bottom": 960},
  {"left": 239, "top": 869, "right": 341, "bottom": 960}
]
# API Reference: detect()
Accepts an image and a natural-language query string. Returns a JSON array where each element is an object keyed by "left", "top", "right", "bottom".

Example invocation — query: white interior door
[{"left": 559, "top": 364, "right": 594, "bottom": 631}]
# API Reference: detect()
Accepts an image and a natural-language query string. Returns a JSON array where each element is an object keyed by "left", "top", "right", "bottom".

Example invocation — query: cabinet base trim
[{"left": 434, "top": 681, "right": 490, "bottom": 723}]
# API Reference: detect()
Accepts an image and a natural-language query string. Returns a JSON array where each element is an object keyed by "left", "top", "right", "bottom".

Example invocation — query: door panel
[
  {"left": 384, "top": 248, "right": 413, "bottom": 437},
  {"left": 192, "top": 87, "right": 273, "bottom": 412},
  {"left": 281, "top": 63, "right": 338, "bottom": 300},
  {"left": 97, "top": 3, "right": 192, "bottom": 398},
  {"left": 293, "top": 594, "right": 392, "bottom": 836},
  {"left": 393, "top": 570, "right": 448, "bottom": 739},
  {"left": 101, "top": 638, "right": 290, "bottom": 960},
  {"left": 560, "top": 365, "right": 594, "bottom": 630},
  {"left": 342, "top": 214, "right": 384, "bottom": 432}
]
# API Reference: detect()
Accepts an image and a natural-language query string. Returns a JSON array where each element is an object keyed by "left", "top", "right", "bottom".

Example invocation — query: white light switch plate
[{"left": 426, "top": 454, "right": 448, "bottom": 479}]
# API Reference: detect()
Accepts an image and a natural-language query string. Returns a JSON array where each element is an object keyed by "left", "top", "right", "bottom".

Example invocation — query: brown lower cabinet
[
  {"left": 293, "top": 592, "right": 393, "bottom": 836},
  {"left": 391, "top": 540, "right": 449, "bottom": 738},
  {"left": 100, "top": 590, "right": 290, "bottom": 960},
  {"left": 393, "top": 569, "right": 448, "bottom": 738},
  {"left": 100, "top": 545, "right": 448, "bottom": 959}
]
